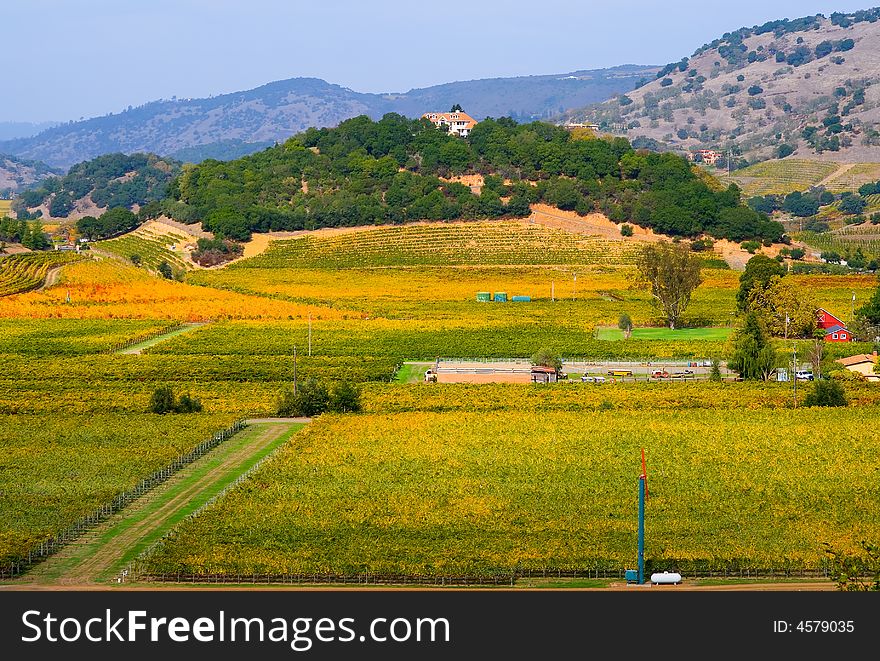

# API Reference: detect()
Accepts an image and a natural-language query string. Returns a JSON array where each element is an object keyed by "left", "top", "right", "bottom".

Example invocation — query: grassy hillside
[{"left": 572, "top": 9, "right": 880, "bottom": 164}]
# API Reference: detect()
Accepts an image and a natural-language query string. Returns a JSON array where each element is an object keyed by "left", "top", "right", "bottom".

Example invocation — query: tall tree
[
  {"left": 727, "top": 312, "right": 779, "bottom": 381},
  {"left": 737, "top": 254, "right": 786, "bottom": 311},
  {"left": 634, "top": 241, "right": 703, "bottom": 329},
  {"left": 746, "top": 275, "right": 817, "bottom": 338}
]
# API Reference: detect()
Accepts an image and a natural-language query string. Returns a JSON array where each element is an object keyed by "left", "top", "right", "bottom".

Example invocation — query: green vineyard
[
  {"left": 234, "top": 222, "right": 641, "bottom": 269},
  {"left": 140, "top": 404, "right": 880, "bottom": 577},
  {"left": 99, "top": 225, "right": 194, "bottom": 272},
  {"left": 732, "top": 160, "right": 840, "bottom": 196},
  {"left": 0, "top": 251, "right": 83, "bottom": 296}
]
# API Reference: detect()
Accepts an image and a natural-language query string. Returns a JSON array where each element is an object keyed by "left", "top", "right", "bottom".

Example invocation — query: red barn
[{"left": 816, "top": 308, "right": 852, "bottom": 342}]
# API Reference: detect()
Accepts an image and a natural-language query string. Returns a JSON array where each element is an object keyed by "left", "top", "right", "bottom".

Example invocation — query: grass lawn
[{"left": 595, "top": 327, "right": 733, "bottom": 341}]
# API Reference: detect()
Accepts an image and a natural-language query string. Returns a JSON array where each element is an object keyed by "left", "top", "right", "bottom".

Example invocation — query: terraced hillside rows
[
  {"left": 98, "top": 224, "right": 195, "bottom": 272},
  {"left": 235, "top": 222, "right": 641, "bottom": 269},
  {"left": 0, "top": 251, "right": 83, "bottom": 296},
  {"left": 731, "top": 160, "right": 840, "bottom": 197}
]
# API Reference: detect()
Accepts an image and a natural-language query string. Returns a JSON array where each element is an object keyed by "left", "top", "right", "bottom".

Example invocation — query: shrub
[
  {"left": 741, "top": 240, "right": 761, "bottom": 254},
  {"left": 620, "top": 223, "right": 634, "bottom": 237},
  {"left": 149, "top": 385, "right": 176, "bottom": 414},
  {"left": 158, "top": 261, "right": 173, "bottom": 279},
  {"left": 328, "top": 382, "right": 362, "bottom": 413},
  {"left": 149, "top": 385, "right": 203, "bottom": 414},
  {"left": 747, "top": 85, "right": 763, "bottom": 96},
  {"left": 660, "top": 78, "right": 673, "bottom": 87},
  {"left": 277, "top": 378, "right": 330, "bottom": 417},
  {"left": 776, "top": 144, "right": 795, "bottom": 159},
  {"left": 803, "top": 380, "right": 847, "bottom": 407}
]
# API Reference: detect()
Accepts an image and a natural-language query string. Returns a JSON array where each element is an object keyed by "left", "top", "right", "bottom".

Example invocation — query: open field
[
  {"left": 595, "top": 327, "right": 732, "bottom": 341},
  {"left": 0, "top": 200, "right": 12, "bottom": 216},
  {"left": 4, "top": 218, "right": 880, "bottom": 586},
  {"left": 139, "top": 403, "right": 880, "bottom": 577}
]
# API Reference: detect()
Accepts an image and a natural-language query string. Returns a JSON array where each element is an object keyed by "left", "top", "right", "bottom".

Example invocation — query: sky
[{"left": 2, "top": 0, "right": 875, "bottom": 122}]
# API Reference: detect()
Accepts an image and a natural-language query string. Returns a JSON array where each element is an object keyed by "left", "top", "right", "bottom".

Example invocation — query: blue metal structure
[{"left": 638, "top": 474, "right": 646, "bottom": 584}]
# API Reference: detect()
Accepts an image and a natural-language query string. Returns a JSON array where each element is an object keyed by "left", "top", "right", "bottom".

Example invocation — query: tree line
[{"left": 155, "top": 113, "right": 782, "bottom": 243}]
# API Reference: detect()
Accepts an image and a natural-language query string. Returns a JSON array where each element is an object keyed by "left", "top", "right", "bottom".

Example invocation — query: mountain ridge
[{"left": 0, "top": 66, "right": 657, "bottom": 169}]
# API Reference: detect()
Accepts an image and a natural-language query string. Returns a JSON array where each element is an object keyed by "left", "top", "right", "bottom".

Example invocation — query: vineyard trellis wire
[
  {"left": 104, "top": 321, "right": 186, "bottom": 353},
  {"left": 122, "top": 419, "right": 304, "bottom": 583},
  {"left": 0, "top": 419, "right": 248, "bottom": 579},
  {"left": 127, "top": 565, "right": 835, "bottom": 586}
]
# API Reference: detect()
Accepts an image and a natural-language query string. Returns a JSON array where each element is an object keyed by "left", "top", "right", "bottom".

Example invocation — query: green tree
[
  {"left": 824, "top": 541, "right": 880, "bottom": 591},
  {"left": 746, "top": 275, "right": 817, "bottom": 337},
  {"left": 737, "top": 254, "right": 786, "bottom": 311},
  {"left": 130, "top": 253, "right": 142, "bottom": 266},
  {"left": 530, "top": 348, "right": 563, "bottom": 374},
  {"left": 618, "top": 313, "right": 633, "bottom": 339},
  {"left": 157, "top": 260, "right": 173, "bottom": 279},
  {"left": 149, "top": 385, "right": 176, "bottom": 414},
  {"left": 634, "top": 241, "right": 703, "bottom": 329},
  {"left": 803, "top": 380, "right": 847, "bottom": 407},
  {"left": 728, "top": 312, "right": 778, "bottom": 381},
  {"left": 328, "top": 381, "right": 362, "bottom": 413},
  {"left": 709, "top": 358, "right": 722, "bottom": 381},
  {"left": 176, "top": 392, "right": 203, "bottom": 413},
  {"left": 276, "top": 378, "right": 330, "bottom": 417},
  {"left": 854, "top": 278, "right": 880, "bottom": 340}
]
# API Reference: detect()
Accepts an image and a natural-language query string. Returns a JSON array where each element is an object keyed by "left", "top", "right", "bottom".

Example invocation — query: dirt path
[
  {"left": 816, "top": 162, "right": 857, "bottom": 189},
  {"left": 12, "top": 419, "right": 307, "bottom": 588},
  {"left": 37, "top": 265, "right": 64, "bottom": 290},
  {"left": 117, "top": 322, "right": 206, "bottom": 354}
]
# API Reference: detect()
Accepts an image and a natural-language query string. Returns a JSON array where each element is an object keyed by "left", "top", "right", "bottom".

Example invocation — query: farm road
[
  {"left": 11, "top": 419, "right": 307, "bottom": 588},
  {"left": 117, "top": 322, "right": 205, "bottom": 354}
]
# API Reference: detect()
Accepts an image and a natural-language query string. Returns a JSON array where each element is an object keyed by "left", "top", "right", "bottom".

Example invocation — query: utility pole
[
  {"left": 551, "top": 280, "right": 555, "bottom": 302},
  {"left": 851, "top": 291, "right": 856, "bottom": 324},
  {"left": 573, "top": 272, "right": 577, "bottom": 300},
  {"left": 308, "top": 313, "right": 312, "bottom": 357},
  {"left": 792, "top": 345, "right": 797, "bottom": 409}
]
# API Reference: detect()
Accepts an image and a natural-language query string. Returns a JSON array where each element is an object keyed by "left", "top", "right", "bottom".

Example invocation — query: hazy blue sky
[{"left": 3, "top": 0, "right": 874, "bottom": 122}]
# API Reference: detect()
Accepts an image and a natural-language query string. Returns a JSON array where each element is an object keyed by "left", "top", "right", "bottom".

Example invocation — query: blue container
[
  {"left": 511, "top": 295, "right": 531, "bottom": 302},
  {"left": 625, "top": 569, "right": 639, "bottom": 583}
]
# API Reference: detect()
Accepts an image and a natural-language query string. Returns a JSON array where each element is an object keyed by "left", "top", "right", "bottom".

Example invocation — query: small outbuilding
[{"left": 530, "top": 366, "right": 558, "bottom": 383}]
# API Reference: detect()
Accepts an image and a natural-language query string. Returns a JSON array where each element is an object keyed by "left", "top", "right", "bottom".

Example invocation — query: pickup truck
[
  {"left": 650, "top": 369, "right": 670, "bottom": 379},
  {"left": 670, "top": 369, "right": 695, "bottom": 379}
]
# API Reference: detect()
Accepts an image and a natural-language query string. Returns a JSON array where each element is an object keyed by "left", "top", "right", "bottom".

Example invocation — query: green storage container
[{"left": 476, "top": 292, "right": 491, "bottom": 302}]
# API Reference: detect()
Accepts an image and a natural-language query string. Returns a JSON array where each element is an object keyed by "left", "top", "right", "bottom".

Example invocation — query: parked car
[
  {"left": 650, "top": 369, "right": 670, "bottom": 379},
  {"left": 795, "top": 370, "right": 814, "bottom": 381},
  {"left": 670, "top": 369, "right": 695, "bottom": 379},
  {"left": 582, "top": 375, "right": 606, "bottom": 383}
]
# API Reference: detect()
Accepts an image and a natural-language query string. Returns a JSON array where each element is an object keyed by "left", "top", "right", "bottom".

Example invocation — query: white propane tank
[{"left": 650, "top": 571, "right": 682, "bottom": 585}]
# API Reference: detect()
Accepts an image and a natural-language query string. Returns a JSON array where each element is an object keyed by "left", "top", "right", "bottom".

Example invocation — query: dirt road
[{"left": 11, "top": 419, "right": 307, "bottom": 588}]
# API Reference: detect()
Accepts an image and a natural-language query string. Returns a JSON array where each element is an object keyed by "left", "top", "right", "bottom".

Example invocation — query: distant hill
[
  {"left": 0, "top": 66, "right": 656, "bottom": 169},
  {"left": 0, "top": 122, "right": 58, "bottom": 141},
  {"left": 567, "top": 8, "right": 880, "bottom": 164},
  {"left": 14, "top": 153, "right": 180, "bottom": 221},
  {"left": 0, "top": 153, "right": 60, "bottom": 196}
]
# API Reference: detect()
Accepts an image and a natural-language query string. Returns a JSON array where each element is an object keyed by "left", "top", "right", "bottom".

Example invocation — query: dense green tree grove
[
  {"left": 163, "top": 114, "right": 782, "bottom": 243},
  {"left": 15, "top": 153, "right": 180, "bottom": 218}
]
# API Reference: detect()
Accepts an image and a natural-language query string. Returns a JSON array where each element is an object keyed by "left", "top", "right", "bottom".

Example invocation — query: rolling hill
[
  {"left": 568, "top": 8, "right": 880, "bottom": 164},
  {"left": 0, "top": 154, "right": 60, "bottom": 195},
  {"left": 0, "top": 67, "right": 656, "bottom": 169}
]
